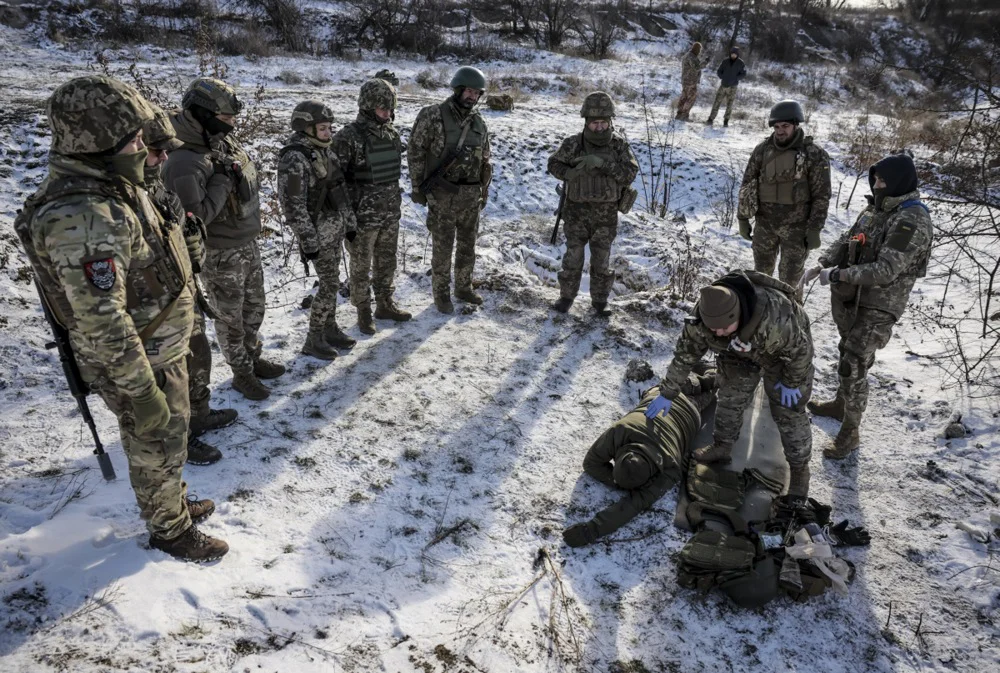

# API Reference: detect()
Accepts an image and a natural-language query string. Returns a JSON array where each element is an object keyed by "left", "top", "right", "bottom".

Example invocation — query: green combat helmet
[
  {"left": 143, "top": 104, "right": 184, "bottom": 151},
  {"left": 580, "top": 91, "right": 615, "bottom": 118},
  {"left": 182, "top": 77, "right": 243, "bottom": 115},
  {"left": 450, "top": 66, "right": 487, "bottom": 92},
  {"left": 290, "top": 100, "right": 335, "bottom": 133},
  {"left": 768, "top": 99, "right": 804, "bottom": 126},
  {"left": 358, "top": 78, "right": 397, "bottom": 111},
  {"left": 48, "top": 75, "right": 155, "bottom": 155}
]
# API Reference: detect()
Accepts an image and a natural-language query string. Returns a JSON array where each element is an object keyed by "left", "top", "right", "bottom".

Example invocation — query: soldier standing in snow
[
  {"left": 676, "top": 41, "right": 707, "bottom": 121},
  {"left": 143, "top": 105, "right": 237, "bottom": 466},
  {"left": 408, "top": 66, "right": 493, "bottom": 314},
  {"left": 16, "top": 76, "right": 227, "bottom": 562},
  {"left": 801, "top": 152, "right": 933, "bottom": 459},
  {"left": 705, "top": 47, "right": 747, "bottom": 127},
  {"left": 547, "top": 91, "right": 639, "bottom": 317},
  {"left": 332, "top": 78, "right": 411, "bottom": 334},
  {"left": 645, "top": 271, "right": 815, "bottom": 498},
  {"left": 164, "top": 78, "right": 285, "bottom": 401},
  {"left": 737, "top": 100, "right": 832, "bottom": 288}
]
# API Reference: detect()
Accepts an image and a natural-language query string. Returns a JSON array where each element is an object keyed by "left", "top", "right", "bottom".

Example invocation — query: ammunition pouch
[
  {"left": 618, "top": 186, "right": 638, "bottom": 214},
  {"left": 677, "top": 530, "right": 758, "bottom": 591},
  {"left": 686, "top": 461, "right": 746, "bottom": 511}
]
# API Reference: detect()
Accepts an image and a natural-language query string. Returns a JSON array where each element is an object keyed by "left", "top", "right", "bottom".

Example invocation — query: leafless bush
[
  {"left": 216, "top": 25, "right": 274, "bottom": 58},
  {"left": 235, "top": 0, "right": 311, "bottom": 52},
  {"left": 574, "top": 1, "right": 623, "bottom": 60},
  {"left": 831, "top": 106, "right": 908, "bottom": 210},
  {"left": 630, "top": 79, "right": 677, "bottom": 217},
  {"left": 533, "top": 0, "right": 575, "bottom": 49},
  {"left": 708, "top": 154, "right": 740, "bottom": 230}
]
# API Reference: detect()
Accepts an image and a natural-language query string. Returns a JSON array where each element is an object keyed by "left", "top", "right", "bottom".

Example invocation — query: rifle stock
[{"left": 550, "top": 184, "right": 566, "bottom": 245}]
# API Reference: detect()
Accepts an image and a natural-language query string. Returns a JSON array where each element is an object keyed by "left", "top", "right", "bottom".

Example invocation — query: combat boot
[
  {"left": 302, "top": 332, "right": 338, "bottom": 361},
  {"left": 824, "top": 425, "right": 860, "bottom": 460},
  {"left": 357, "top": 304, "right": 377, "bottom": 335},
  {"left": 692, "top": 442, "right": 733, "bottom": 464},
  {"left": 435, "top": 295, "right": 455, "bottom": 314},
  {"left": 324, "top": 321, "right": 357, "bottom": 349},
  {"left": 807, "top": 396, "right": 846, "bottom": 422},
  {"left": 253, "top": 357, "right": 286, "bottom": 379},
  {"left": 787, "top": 463, "right": 810, "bottom": 498},
  {"left": 704, "top": 118, "right": 715, "bottom": 126},
  {"left": 186, "top": 437, "right": 222, "bottom": 466},
  {"left": 189, "top": 408, "right": 238, "bottom": 438},
  {"left": 232, "top": 371, "right": 270, "bottom": 401},
  {"left": 592, "top": 301, "right": 612, "bottom": 317},
  {"left": 723, "top": 119, "right": 729, "bottom": 127},
  {"left": 150, "top": 525, "right": 229, "bottom": 563},
  {"left": 186, "top": 496, "right": 215, "bottom": 524},
  {"left": 374, "top": 295, "right": 412, "bottom": 321},
  {"left": 455, "top": 288, "right": 483, "bottom": 305},
  {"left": 552, "top": 297, "right": 573, "bottom": 313}
]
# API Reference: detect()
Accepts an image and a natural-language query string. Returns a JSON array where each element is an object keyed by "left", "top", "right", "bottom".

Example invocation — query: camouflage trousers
[
  {"left": 708, "top": 85, "right": 738, "bottom": 123},
  {"left": 201, "top": 240, "right": 265, "bottom": 376},
  {"left": 96, "top": 359, "right": 192, "bottom": 540},
  {"left": 676, "top": 81, "right": 699, "bottom": 119},
  {"left": 832, "top": 304, "right": 896, "bottom": 428},
  {"left": 753, "top": 218, "right": 810, "bottom": 287},
  {"left": 308, "top": 231, "right": 344, "bottom": 336},
  {"left": 348, "top": 218, "right": 399, "bottom": 307},
  {"left": 714, "top": 352, "right": 813, "bottom": 466},
  {"left": 558, "top": 202, "right": 618, "bottom": 303},
  {"left": 187, "top": 298, "right": 213, "bottom": 422},
  {"left": 427, "top": 186, "right": 482, "bottom": 298}
]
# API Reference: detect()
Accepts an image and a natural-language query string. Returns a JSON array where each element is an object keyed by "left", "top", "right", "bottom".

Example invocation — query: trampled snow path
[{"left": 1, "top": 21, "right": 998, "bottom": 673}]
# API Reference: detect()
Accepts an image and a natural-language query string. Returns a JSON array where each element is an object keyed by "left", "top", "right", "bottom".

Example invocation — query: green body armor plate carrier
[
  {"left": 758, "top": 147, "right": 806, "bottom": 206},
  {"left": 352, "top": 133, "right": 402, "bottom": 185},
  {"left": 677, "top": 530, "right": 758, "bottom": 591},
  {"left": 431, "top": 102, "right": 486, "bottom": 182}
]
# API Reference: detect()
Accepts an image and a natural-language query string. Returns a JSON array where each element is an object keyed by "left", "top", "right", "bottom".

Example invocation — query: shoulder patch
[
  {"left": 886, "top": 221, "right": 916, "bottom": 252},
  {"left": 83, "top": 257, "right": 117, "bottom": 291}
]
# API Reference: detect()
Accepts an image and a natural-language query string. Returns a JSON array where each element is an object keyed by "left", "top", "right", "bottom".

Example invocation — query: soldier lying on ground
[{"left": 563, "top": 371, "right": 718, "bottom": 547}]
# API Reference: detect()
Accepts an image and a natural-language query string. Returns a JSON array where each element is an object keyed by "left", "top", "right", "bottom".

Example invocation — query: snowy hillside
[{"left": 1, "top": 11, "right": 999, "bottom": 673}]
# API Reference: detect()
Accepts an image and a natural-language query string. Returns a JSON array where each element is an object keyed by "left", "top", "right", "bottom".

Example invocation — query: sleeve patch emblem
[{"left": 84, "top": 258, "right": 116, "bottom": 291}]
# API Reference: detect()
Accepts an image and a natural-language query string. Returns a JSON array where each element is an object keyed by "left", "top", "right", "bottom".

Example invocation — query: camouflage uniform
[
  {"left": 738, "top": 128, "right": 831, "bottom": 287},
  {"left": 163, "top": 89, "right": 267, "bottom": 381},
  {"left": 817, "top": 190, "right": 933, "bottom": 431},
  {"left": 408, "top": 98, "right": 492, "bottom": 303},
  {"left": 278, "top": 130, "right": 356, "bottom": 341},
  {"left": 331, "top": 80, "right": 405, "bottom": 311},
  {"left": 676, "top": 49, "right": 706, "bottom": 120},
  {"left": 547, "top": 129, "right": 639, "bottom": 305},
  {"left": 16, "top": 78, "right": 196, "bottom": 541},
  {"left": 657, "top": 271, "right": 814, "bottom": 468}
]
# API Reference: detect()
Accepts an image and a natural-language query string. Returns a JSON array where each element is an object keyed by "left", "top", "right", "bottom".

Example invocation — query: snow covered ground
[{"left": 1, "top": 17, "right": 999, "bottom": 673}]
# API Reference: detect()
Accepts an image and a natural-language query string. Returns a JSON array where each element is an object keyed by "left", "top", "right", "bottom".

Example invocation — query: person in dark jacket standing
[{"left": 706, "top": 47, "right": 747, "bottom": 127}]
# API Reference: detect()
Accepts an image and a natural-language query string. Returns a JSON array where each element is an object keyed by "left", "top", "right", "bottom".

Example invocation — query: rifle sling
[{"left": 137, "top": 294, "right": 183, "bottom": 344}]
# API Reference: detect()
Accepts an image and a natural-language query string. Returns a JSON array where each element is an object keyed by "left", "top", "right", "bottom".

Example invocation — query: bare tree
[
  {"left": 533, "top": 0, "right": 574, "bottom": 49},
  {"left": 575, "top": 1, "right": 624, "bottom": 60}
]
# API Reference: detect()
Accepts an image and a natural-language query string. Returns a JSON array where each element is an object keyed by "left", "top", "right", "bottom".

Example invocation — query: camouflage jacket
[
  {"left": 819, "top": 190, "right": 933, "bottom": 320},
  {"left": 737, "top": 129, "right": 831, "bottom": 232},
  {"left": 277, "top": 132, "right": 357, "bottom": 254},
  {"left": 19, "top": 155, "right": 194, "bottom": 397},
  {"left": 681, "top": 52, "right": 706, "bottom": 86},
  {"left": 331, "top": 114, "right": 403, "bottom": 230},
  {"left": 145, "top": 165, "right": 203, "bottom": 296},
  {"left": 581, "top": 386, "right": 701, "bottom": 541},
  {"left": 163, "top": 110, "right": 261, "bottom": 249},
  {"left": 408, "top": 99, "right": 492, "bottom": 196},
  {"left": 547, "top": 131, "right": 639, "bottom": 205},
  {"left": 659, "top": 271, "right": 813, "bottom": 396}
]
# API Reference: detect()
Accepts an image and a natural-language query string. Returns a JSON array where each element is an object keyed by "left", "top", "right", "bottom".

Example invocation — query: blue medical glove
[
  {"left": 644, "top": 395, "right": 673, "bottom": 419},
  {"left": 774, "top": 382, "right": 802, "bottom": 408}
]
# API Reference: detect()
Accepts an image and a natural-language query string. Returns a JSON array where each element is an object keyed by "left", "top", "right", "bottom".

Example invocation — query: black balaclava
[
  {"left": 869, "top": 153, "right": 918, "bottom": 209},
  {"left": 190, "top": 104, "right": 233, "bottom": 137}
]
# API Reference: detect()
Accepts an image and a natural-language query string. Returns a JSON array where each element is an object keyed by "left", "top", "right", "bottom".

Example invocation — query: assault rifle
[
  {"left": 34, "top": 281, "right": 116, "bottom": 481},
  {"left": 550, "top": 184, "right": 566, "bottom": 245}
]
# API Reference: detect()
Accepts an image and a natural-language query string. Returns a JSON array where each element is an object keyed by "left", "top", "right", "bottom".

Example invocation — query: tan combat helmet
[
  {"left": 143, "top": 104, "right": 184, "bottom": 151},
  {"left": 48, "top": 75, "right": 155, "bottom": 155},
  {"left": 182, "top": 77, "right": 243, "bottom": 115}
]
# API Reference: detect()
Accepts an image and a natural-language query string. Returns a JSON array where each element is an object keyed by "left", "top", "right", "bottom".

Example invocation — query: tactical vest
[
  {"left": 350, "top": 130, "right": 402, "bottom": 185},
  {"left": 15, "top": 176, "right": 191, "bottom": 336},
  {"left": 566, "top": 136, "right": 619, "bottom": 204},
  {"left": 279, "top": 144, "right": 350, "bottom": 219},
  {"left": 429, "top": 102, "right": 487, "bottom": 183},
  {"left": 758, "top": 146, "right": 807, "bottom": 206},
  {"left": 211, "top": 139, "right": 259, "bottom": 224}
]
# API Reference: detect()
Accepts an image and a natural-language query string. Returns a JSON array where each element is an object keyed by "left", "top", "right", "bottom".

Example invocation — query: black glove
[
  {"left": 303, "top": 249, "right": 320, "bottom": 261},
  {"left": 562, "top": 522, "right": 597, "bottom": 548},
  {"left": 411, "top": 191, "right": 427, "bottom": 206},
  {"left": 828, "top": 520, "right": 871, "bottom": 546},
  {"left": 345, "top": 230, "right": 357, "bottom": 243}
]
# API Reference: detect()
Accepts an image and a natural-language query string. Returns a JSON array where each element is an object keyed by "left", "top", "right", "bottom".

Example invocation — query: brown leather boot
[
  {"left": 232, "top": 371, "right": 270, "bottom": 401},
  {"left": 186, "top": 496, "right": 216, "bottom": 524},
  {"left": 807, "top": 396, "right": 846, "bottom": 421},
  {"left": 454, "top": 288, "right": 483, "bottom": 305},
  {"left": 301, "top": 332, "right": 338, "bottom": 361},
  {"left": 150, "top": 525, "right": 229, "bottom": 563},
  {"left": 189, "top": 408, "right": 238, "bottom": 438},
  {"left": 824, "top": 425, "right": 860, "bottom": 459},
  {"left": 357, "top": 304, "right": 376, "bottom": 334},
  {"left": 374, "top": 295, "right": 412, "bottom": 321},
  {"left": 253, "top": 357, "right": 286, "bottom": 379},
  {"left": 324, "top": 321, "right": 357, "bottom": 349},
  {"left": 787, "top": 463, "right": 810, "bottom": 498},
  {"left": 692, "top": 442, "right": 733, "bottom": 464}
]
